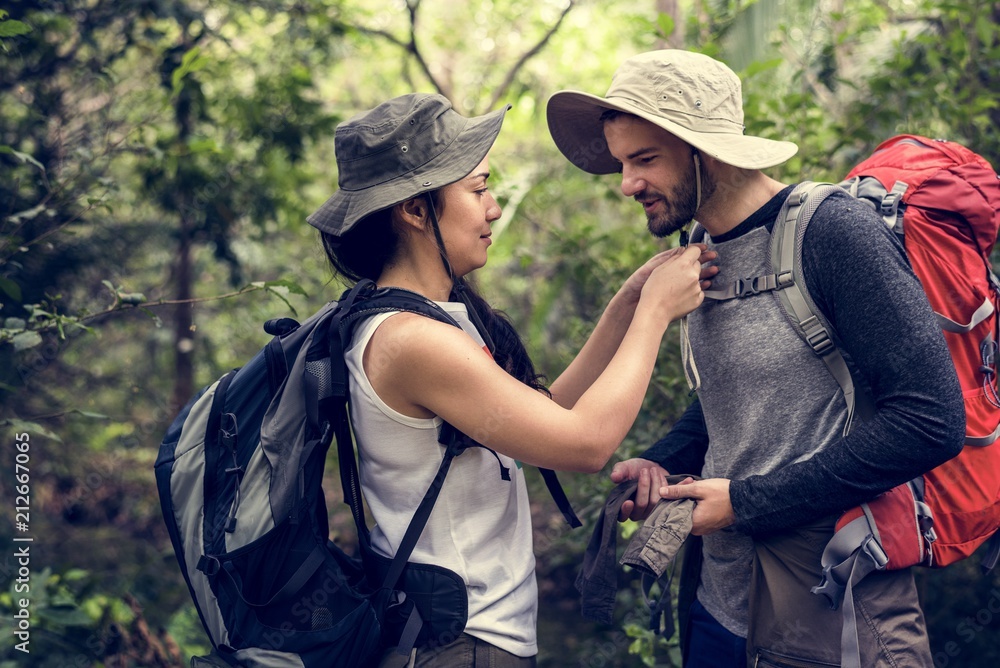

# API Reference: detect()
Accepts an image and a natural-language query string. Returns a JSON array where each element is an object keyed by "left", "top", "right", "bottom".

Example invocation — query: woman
[{"left": 306, "top": 93, "right": 715, "bottom": 667}]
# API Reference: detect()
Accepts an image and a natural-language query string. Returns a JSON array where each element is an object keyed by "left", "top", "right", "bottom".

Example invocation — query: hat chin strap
[
  {"left": 680, "top": 151, "right": 702, "bottom": 246},
  {"left": 693, "top": 151, "right": 702, "bottom": 213},
  {"left": 425, "top": 195, "right": 456, "bottom": 283},
  {"left": 425, "top": 195, "right": 496, "bottom": 354}
]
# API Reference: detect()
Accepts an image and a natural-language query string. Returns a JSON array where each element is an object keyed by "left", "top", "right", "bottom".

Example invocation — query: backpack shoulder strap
[
  {"left": 342, "top": 286, "right": 582, "bottom": 528},
  {"left": 771, "top": 181, "right": 858, "bottom": 437},
  {"left": 324, "top": 282, "right": 462, "bottom": 536},
  {"left": 689, "top": 221, "right": 708, "bottom": 245},
  {"left": 342, "top": 286, "right": 463, "bottom": 333}
]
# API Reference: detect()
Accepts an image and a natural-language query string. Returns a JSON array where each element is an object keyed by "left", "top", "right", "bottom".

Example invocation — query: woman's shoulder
[{"left": 368, "top": 309, "right": 483, "bottom": 360}]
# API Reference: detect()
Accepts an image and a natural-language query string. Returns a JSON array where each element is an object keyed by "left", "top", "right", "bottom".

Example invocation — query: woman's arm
[
  {"left": 548, "top": 246, "right": 718, "bottom": 408},
  {"left": 367, "top": 246, "right": 707, "bottom": 473}
]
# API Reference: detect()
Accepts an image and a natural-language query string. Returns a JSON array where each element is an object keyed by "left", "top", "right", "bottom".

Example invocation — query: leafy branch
[{"left": 0, "top": 279, "right": 309, "bottom": 351}]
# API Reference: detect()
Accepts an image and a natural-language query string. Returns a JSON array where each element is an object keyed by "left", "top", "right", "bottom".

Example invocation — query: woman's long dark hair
[{"left": 321, "top": 193, "right": 549, "bottom": 395}]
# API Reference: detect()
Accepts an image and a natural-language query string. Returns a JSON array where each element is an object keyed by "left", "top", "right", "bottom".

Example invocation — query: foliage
[
  {"left": 0, "top": 567, "right": 185, "bottom": 666},
  {"left": 2, "top": 0, "right": 998, "bottom": 666}
]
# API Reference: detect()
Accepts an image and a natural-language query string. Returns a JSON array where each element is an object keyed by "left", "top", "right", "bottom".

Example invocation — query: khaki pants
[
  {"left": 378, "top": 634, "right": 537, "bottom": 668},
  {"left": 748, "top": 516, "right": 932, "bottom": 667}
]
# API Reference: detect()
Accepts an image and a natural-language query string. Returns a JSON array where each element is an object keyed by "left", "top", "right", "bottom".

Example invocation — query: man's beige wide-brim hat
[{"left": 546, "top": 50, "right": 798, "bottom": 174}]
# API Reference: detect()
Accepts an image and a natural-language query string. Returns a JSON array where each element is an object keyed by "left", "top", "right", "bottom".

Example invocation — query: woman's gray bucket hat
[
  {"left": 307, "top": 93, "right": 510, "bottom": 237},
  {"left": 546, "top": 50, "right": 798, "bottom": 174}
]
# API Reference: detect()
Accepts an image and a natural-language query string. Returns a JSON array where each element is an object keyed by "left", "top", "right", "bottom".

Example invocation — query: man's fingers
[
  {"left": 619, "top": 499, "right": 635, "bottom": 522},
  {"left": 636, "top": 467, "right": 649, "bottom": 490},
  {"left": 659, "top": 478, "right": 698, "bottom": 498}
]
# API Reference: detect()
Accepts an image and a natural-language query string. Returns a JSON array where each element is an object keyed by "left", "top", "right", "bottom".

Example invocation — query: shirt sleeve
[
  {"left": 729, "top": 191, "right": 966, "bottom": 536},
  {"left": 638, "top": 397, "right": 709, "bottom": 476}
]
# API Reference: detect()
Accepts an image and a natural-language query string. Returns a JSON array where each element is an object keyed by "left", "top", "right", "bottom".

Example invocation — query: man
[{"left": 546, "top": 50, "right": 965, "bottom": 667}]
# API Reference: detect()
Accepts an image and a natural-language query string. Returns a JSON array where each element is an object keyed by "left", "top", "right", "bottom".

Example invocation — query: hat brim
[
  {"left": 308, "top": 104, "right": 510, "bottom": 237},
  {"left": 546, "top": 91, "right": 798, "bottom": 174}
]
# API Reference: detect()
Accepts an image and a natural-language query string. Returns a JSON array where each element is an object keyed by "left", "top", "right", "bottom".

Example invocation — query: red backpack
[{"left": 767, "top": 136, "right": 1000, "bottom": 668}]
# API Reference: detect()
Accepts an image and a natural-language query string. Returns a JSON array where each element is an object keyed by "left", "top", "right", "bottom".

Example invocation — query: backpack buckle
[
  {"left": 735, "top": 278, "right": 753, "bottom": 298},
  {"left": 735, "top": 277, "right": 765, "bottom": 298},
  {"left": 220, "top": 413, "right": 238, "bottom": 450},
  {"left": 879, "top": 180, "right": 908, "bottom": 228},
  {"left": 860, "top": 535, "right": 889, "bottom": 570},
  {"left": 801, "top": 316, "right": 835, "bottom": 356},
  {"left": 915, "top": 499, "right": 937, "bottom": 544},
  {"left": 810, "top": 565, "right": 846, "bottom": 609},
  {"left": 197, "top": 555, "right": 221, "bottom": 577},
  {"left": 880, "top": 192, "right": 903, "bottom": 218}
]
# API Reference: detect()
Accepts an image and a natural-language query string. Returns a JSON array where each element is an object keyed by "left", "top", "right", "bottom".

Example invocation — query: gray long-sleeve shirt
[{"left": 642, "top": 184, "right": 965, "bottom": 538}]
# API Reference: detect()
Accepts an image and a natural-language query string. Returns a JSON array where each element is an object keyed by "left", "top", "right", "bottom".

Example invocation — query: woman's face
[{"left": 434, "top": 155, "right": 502, "bottom": 277}]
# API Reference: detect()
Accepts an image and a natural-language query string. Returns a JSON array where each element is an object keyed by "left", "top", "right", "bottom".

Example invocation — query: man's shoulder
[{"left": 800, "top": 186, "right": 895, "bottom": 251}]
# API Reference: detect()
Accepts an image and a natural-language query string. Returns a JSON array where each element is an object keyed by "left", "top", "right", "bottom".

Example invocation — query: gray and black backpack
[{"left": 155, "top": 279, "right": 579, "bottom": 667}]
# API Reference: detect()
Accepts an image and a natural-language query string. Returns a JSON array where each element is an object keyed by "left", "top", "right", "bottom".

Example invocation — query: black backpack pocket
[
  {"left": 201, "top": 517, "right": 397, "bottom": 667},
  {"left": 363, "top": 544, "right": 469, "bottom": 650}
]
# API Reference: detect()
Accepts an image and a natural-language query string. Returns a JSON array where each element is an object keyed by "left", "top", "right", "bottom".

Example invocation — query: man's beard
[{"left": 641, "top": 163, "right": 713, "bottom": 238}]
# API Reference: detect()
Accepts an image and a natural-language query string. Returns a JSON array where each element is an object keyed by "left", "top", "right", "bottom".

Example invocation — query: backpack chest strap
[
  {"left": 690, "top": 221, "right": 795, "bottom": 302},
  {"left": 702, "top": 271, "right": 794, "bottom": 302}
]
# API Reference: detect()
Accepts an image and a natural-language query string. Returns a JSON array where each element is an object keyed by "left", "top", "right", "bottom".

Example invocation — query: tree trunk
[
  {"left": 170, "top": 219, "right": 194, "bottom": 414},
  {"left": 169, "top": 34, "right": 196, "bottom": 415}
]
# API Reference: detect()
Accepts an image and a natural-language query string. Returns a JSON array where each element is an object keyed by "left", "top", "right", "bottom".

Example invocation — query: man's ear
[{"left": 396, "top": 197, "right": 429, "bottom": 232}]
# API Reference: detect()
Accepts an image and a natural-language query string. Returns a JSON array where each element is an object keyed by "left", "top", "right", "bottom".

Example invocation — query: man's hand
[
  {"left": 610, "top": 458, "right": 669, "bottom": 522},
  {"left": 659, "top": 477, "right": 735, "bottom": 535}
]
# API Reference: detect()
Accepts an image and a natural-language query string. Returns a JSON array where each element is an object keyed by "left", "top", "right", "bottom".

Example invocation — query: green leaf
[
  {"left": 0, "top": 277, "right": 21, "bottom": 302},
  {"left": 171, "top": 46, "right": 209, "bottom": 95},
  {"left": 0, "top": 419, "right": 62, "bottom": 442},
  {"left": 61, "top": 569, "right": 90, "bottom": 582},
  {"left": 188, "top": 137, "right": 219, "bottom": 154},
  {"left": 69, "top": 409, "right": 110, "bottom": 420},
  {"left": 656, "top": 13, "right": 675, "bottom": 39},
  {"left": 6, "top": 203, "right": 45, "bottom": 224},
  {"left": 3, "top": 317, "right": 26, "bottom": 330},
  {"left": 79, "top": 596, "right": 107, "bottom": 622},
  {"left": 118, "top": 292, "right": 147, "bottom": 305},
  {"left": 86, "top": 196, "right": 114, "bottom": 214},
  {"left": 745, "top": 58, "right": 783, "bottom": 79},
  {"left": 0, "top": 146, "right": 44, "bottom": 172},
  {"left": 0, "top": 19, "right": 31, "bottom": 38},
  {"left": 262, "top": 286, "right": 296, "bottom": 315},
  {"left": 263, "top": 279, "right": 309, "bottom": 297},
  {"left": 975, "top": 16, "right": 995, "bottom": 51},
  {"left": 11, "top": 330, "right": 41, "bottom": 351},
  {"left": 108, "top": 598, "right": 137, "bottom": 625},
  {"left": 37, "top": 606, "right": 93, "bottom": 627}
]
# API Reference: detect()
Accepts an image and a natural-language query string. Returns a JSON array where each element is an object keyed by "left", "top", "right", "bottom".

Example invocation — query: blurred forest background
[{"left": 2, "top": 0, "right": 999, "bottom": 665}]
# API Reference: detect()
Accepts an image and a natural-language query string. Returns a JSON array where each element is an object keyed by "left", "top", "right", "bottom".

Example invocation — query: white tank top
[{"left": 344, "top": 300, "right": 537, "bottom": 657}]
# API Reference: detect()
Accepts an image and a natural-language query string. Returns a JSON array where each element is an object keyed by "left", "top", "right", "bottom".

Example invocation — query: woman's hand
[
  {"left": 638, "top": 244, "right": 711, "bottom": 323},
  {"left": 618, "top": 245, "right": 718, "bottom": 308}
]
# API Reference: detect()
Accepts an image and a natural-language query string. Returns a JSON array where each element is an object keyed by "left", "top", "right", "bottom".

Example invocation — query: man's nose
[{"left": 620, "top": 167, "right": 646, "bottom": 198}]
